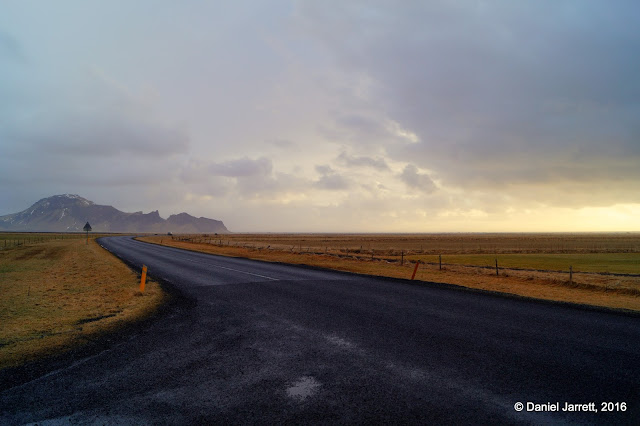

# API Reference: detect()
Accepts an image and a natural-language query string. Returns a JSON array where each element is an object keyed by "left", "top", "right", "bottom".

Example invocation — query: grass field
[
  {"left": 0, "top": 232, "right": 123, "bottom": 249},
  {"left": 408, "top": 253, "right": 640, "bottom": 274},
  {"left": 139, "top": 233, "right": 640, "bottom": 312},
  {"left": 194, "top": 232, "right": 640, "bottom": 254},
  {"left": 0, "top": 236, "right": 165, "bottom": 369},
  {"left": 163, "top": 232, "right": 640, "bottom": 274}
]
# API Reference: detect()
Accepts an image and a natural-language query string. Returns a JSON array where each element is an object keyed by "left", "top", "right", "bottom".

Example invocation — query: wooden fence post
[{"left": 569, "top": 265, "right": 573, "bottom": 285}]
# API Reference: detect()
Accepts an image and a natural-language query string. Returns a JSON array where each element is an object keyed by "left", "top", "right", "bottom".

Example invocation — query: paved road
[{"left": 2, "top": 236, "right": 639, "bottom": 424}]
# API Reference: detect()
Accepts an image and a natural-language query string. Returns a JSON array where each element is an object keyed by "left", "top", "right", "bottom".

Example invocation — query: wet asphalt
[{"left": 1, "top": 236, "right": 639, "bottom": 424}]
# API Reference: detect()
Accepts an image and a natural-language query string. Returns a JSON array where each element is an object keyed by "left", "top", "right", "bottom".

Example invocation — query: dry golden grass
[
  {"left": 177, "top": 232, "right": 640, "bottom": 254},
  {"left": 140, "top": 235, "right": 640, "bottom": 312},
  {"left": 0, "top": 232, "right": 126, "bottom": 248},
  {"left": 0, "top": 238, "right": 166, "bottom": 369}
]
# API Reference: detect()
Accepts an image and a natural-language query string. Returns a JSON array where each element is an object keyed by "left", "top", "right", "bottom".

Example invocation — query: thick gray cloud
[
  {"left": 0, "top": 60, "right": 190, "bottom": 211},
  {"left": 399, "top": 165, "right": 437, "bottom": 194},
  {"left": 298, "top": 1, "right": 640, "bottom": 197},
  {"left": 315, "top": 174, "right": 350, "bottom": 191},
  {"left": 1, "top": 1, "right": 638, "bottom": 231},
  {"left": 207, "top": 157, "right": 273, "bottom": 178},
  {"left": 318, "top": 111, "right": 409, "bottom": 147},
  {"left": 3, "top": 109, "right": 189, "bottom": 158},
  {"left": 314, "top": 165, "right": 350, "bottom": 190},
  {"left": 265, "top": 138, "right": 296, "bottom": 149},
  {"left": 179, "top": 156, "right": 313, "bottom": 202},
  {"left": 235, "top": 172, "right": 310, "bottom": 199},
  {"left": 336, "top": 151, "right": 389, "bottom": 171}
]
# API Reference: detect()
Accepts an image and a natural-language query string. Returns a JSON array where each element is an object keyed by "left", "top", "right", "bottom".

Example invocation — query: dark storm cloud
[{"left": 298, "top": 0, "right": 640, "bottom": 194}]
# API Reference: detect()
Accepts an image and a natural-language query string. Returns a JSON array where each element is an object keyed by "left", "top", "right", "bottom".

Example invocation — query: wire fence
[
  {"left": 170, "top": 235, "right": 640, "bottom": 278},
  {"left": 0, "top": 233, "right": 116, "bottom": 250}
]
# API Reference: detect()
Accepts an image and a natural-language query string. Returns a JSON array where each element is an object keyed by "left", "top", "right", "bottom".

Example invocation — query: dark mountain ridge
[{"left": 0, "top": 194, "right": 229, "bottom": 234}]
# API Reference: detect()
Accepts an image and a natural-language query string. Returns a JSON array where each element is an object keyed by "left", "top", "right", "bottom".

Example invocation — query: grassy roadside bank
[
  {"left": 0, "top": 238, "right": 166, "bottom": 370},
  {"left": 138, "top": 236, "right": 640, "bottom": 312}
]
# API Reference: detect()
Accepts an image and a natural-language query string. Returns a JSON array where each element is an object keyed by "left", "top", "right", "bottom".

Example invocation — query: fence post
[
  {"left": 569, "top": 265, "right": 573, "bottom": 285},
  {"left": 439, "top": 254, "right": 442, "bottom": 270},
  {"left": 495, "top": 258, "right": 499, "bottom": 276},
  {"left": 401, "top": 250, "right": 404, "bottom": 265}
]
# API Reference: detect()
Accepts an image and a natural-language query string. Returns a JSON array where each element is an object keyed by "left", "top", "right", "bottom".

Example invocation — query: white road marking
[
  {"left": 182, "top": 258, "right": 279, "bottom": 281},
  {"left": 123, "top": 237, "right": 283, "bottom": 281}
]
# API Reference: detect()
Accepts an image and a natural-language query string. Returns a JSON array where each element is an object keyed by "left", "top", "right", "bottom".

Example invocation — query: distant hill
[{"left": 0, "top": 194, "right": 229, "bottom": 234}]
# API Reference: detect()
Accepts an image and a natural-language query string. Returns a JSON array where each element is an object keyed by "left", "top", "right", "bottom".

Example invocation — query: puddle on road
[{"left": 286, "top": 376, "right": 321, "bottom": 401}]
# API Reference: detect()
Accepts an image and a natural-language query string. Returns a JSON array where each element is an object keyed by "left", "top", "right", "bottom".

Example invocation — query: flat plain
[
  {"left": 207, "top": 232, "right": 640, "bottom": 254},
  {"left": 140, "top": 232, "right": 640, "bottom": 311}
]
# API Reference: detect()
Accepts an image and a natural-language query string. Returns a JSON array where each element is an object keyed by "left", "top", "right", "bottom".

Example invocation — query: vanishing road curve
[{"left": 2, "top": 236, "right": 639, "bottom": 424}]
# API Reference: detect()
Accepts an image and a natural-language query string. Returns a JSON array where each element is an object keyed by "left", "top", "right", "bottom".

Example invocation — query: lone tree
[{"left": 83, "top": 221, "right": 92, "bottom": 245}]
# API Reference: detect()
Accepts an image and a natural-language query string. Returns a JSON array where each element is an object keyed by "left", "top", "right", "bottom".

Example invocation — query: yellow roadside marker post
[{"left": 140, "top": 265, "right": 147, "bottom": 292}]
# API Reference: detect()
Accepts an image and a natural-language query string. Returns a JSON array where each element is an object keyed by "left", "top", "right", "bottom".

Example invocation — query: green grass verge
[{"left": 410, "top": 253, "right": 640, "bottom": 274}]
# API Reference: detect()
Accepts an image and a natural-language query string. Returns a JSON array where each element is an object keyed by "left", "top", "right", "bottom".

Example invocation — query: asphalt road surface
[{"left": 2, "top": 236, "right": 639, "bottom": 424}]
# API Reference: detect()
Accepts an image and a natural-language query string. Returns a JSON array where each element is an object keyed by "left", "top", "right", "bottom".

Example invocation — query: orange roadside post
[
  {"left": 140, "top": 265, "right": 147, "bottom": 292},
  {"left": 411, "top": 261, "right": 420, "bottom": 280}
]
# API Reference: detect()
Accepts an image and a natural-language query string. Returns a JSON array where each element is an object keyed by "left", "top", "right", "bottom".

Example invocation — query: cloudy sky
[{"left": 1, "top": 1, "right": 639, "bottom": 232}]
